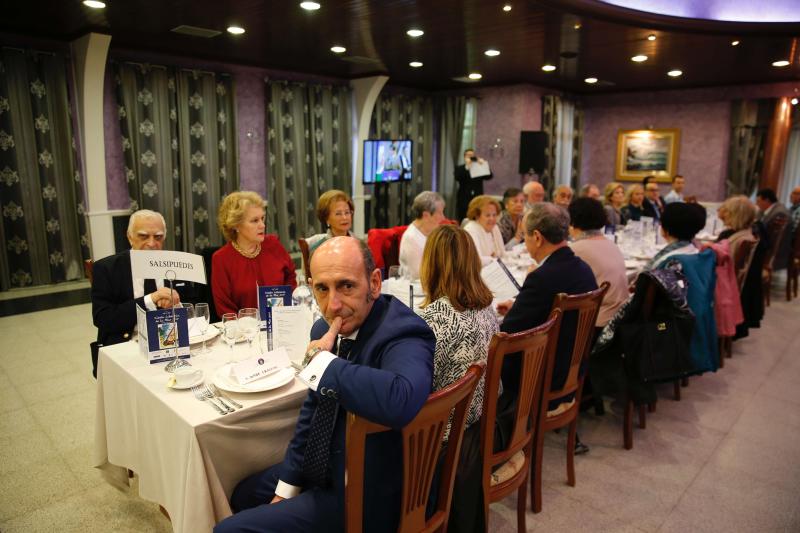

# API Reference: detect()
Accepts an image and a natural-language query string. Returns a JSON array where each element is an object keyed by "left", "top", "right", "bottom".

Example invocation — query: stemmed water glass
[
  {"left": 195, "top": 303, "right": 210, "bottom": 355},
  {"left": 181, "top": 303, "right": 195, "bottom": 355},
  {"left": 237, "top": 308, "right": 259, "bottom": 358},
  {"left": 221, "top": 313, "right": 238, "bottom": 363}
]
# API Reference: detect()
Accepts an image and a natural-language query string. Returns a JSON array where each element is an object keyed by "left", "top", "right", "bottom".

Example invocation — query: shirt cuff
[
  {"left": 275, "top": 480, "right": 301, "bottom": 499},
  {"left": 298, "top": 351, "right": 337, "bottom": 391},
  {"left": 144, "top": 293, "right": 157, "bottom": 311}
]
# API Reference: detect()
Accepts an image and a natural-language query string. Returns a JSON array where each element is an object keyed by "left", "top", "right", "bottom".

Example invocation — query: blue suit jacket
[{"left": 279, "top": 294, "right": 435, "bottom": 531}]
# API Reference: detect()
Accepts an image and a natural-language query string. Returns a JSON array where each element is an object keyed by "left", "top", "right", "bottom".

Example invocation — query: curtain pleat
[
  {"left": 726, "top": 99, "right": 772, "bottom": 197},
  {"left": 437, "top": 96, "right": 468, "bottom": 220}
]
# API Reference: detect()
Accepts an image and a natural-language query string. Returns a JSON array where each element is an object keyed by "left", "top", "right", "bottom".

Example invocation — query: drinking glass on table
[
  {"left": 181, "top": 303, "right": 195, "bottom": 355},
  {"left": 194, "top": 303, "right": 211, "bottom": 355},
  {"left": 238, "top": 308, "right": 259, "bottom": 357},
  {"left": 221, "top": 313, "right": 238, "bottom": 362},
  {"left": 388, "top": 265, "right": 401, "bottom": 280}
]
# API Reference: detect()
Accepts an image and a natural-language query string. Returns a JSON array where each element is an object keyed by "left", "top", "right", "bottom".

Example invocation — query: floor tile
[
  {"left": 0, "top": 457, "right": 80, "bottom": 522},
  {"left": 16, "top": 371, "right": 90, "bottom": 406},
  {"left": 28, "top": 391, "right": 96, "bottom": 454}
]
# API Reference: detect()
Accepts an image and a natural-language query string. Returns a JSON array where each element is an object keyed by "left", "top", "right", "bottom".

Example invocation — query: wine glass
[
  {"left": 388, "top": 265, "right": 401, "bottom": 280},
  {"left": 194, "top": 303, "right": 210, "bottom": 355},
  {"left": 221, "top": 313, "right": 238, "bottom": 363},
  {"left": 237, "top": 308, "right": 259, "bottom": 357},
  {"left": 292, "top": 279, "right": 313, "bottom": 310},
  {"left": 181, "top": 303, "right": 195, "bottom": 356}
]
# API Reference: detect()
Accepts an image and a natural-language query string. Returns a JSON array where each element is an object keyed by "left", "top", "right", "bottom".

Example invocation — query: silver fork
[
  {"left": 191, "top": 385, "right": 228, "bottom": 415},
  {"left": 208, "top": 383, "right": 243, "bottom": 409},
  {"left": 205, "top": 384, "right": 237, "bottom": 412}
]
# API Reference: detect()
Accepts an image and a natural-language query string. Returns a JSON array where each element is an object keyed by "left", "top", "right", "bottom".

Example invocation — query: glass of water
[
  {"left": 194, "top": 303, "right": 210, "bottom": 355},
  {"left": 221, "top": 313, "right": 238, "bottom": 363},
  {"left": 237, "top": 308, "right": 259, "bottom": 357}
]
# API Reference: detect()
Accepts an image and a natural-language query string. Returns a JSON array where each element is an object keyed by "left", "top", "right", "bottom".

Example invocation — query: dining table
[{"left": 93, "top": 330, "right": 308, "bottom": 533}]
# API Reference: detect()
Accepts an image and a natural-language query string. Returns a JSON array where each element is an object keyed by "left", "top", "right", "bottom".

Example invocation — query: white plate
[
  {"left": 190, "top": 328, "right": 221, "bottom": 345},
  {"left": 213, "top": 363, "right": 295, "bottom": 393},
  {"left": 167, "top": 370, "right": 204, "bottom": 390}
]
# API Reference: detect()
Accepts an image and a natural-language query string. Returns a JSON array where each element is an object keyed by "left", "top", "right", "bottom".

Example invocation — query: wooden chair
[
  {"left": 786, "top": 225, "right": 800, "bottom": 301},
  {"left": 84, "top": 259, "right": 94, "bottom": 285},
  {"left": 718, "top": 236, "right": 759, "bottom": 362},
  {"left": 480, "top": 310, "right": 562, "bottom": 531},
  {"left": 531, "top": 283, "right": 608, "bottom": 513},
  {"left": 762, "top": 214, "right": 789, "bottom": 307},
  {"left": 298, "top": 238, "right": 311, "bottom": 284},
  {"left": 623, "top": 278, "right": 657, "bottom": 449},
  {"left": 345, "top": 364, "right": 484, "bottom": 533}
]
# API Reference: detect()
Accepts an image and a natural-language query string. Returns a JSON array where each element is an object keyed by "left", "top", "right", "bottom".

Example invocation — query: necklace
[{"left": 231, "top": 239, "right": 261, "bottom": 259}]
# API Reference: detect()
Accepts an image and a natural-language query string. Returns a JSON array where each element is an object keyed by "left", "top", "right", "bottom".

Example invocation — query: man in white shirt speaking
[{"left": 398, "top": 191, "right": 446, "bottom": 280}]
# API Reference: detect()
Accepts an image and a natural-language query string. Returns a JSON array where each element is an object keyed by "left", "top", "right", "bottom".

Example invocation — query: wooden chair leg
[
  {"left": 718, "top": 337, "right": 726, "bottom": 368},
  {"left": 673, "top": 380, "right": 681, "bottom": 401},
  {"left": 531, "top": 429, "right": 545, "bottom": 513},
  {"left": 681, "top": 377, "right": 689, "bottom": 387},
  {"left": 566, "top": 421, "right": 577, "bottom": 487},
  {"left": 623, "top": 399, "right": 633, "bottom": 450},
  {"left": 648, "top": 401, "right": 656, "bottom": 413},
  {"left": 638, "top": 404, "right": 647, "bottom": 429},
  {"left": 517, "top": 478, "right": 527, "bottom": 533}
]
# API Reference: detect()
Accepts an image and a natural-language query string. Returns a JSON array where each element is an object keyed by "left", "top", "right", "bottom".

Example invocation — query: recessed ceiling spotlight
[
  {"left": 731, "top": 40, "right": 740, "bottom": 46},
  {"left": 468, "top": 72, "right": 483, "bottom": 80},
  {"left": 503, "top": 4, "right": 512, "bottom": 12},
  {"left": 409, "top": 61, "right": 423, "bottom": 68},
  {"left": 631, "top": 55, "right": 648, "bottom": 62},
  {"left": 772, "top": 60, "right": 790, "bottom": 67},
  {"left": 574, "top": 23, "right": 582, "bottom": 30},
  {"left": 300, "top": 1, "right": 321, "bottom": 10},
  {"left": 792, "top": 97, "right": 798, "bottom": 105},
  {"left": 584, "top": 77, "right": 598, "bottom": 84},
  {"left": 647, "top": 34, "right": 656, "bottom": 41},
  {"left": 330, "top": 45, "right": 346, "bottom": 53},
  {"left": 227, "top": 26, "right": 245, "bottom": 35},
  {"left": 82, "top": 0, "right": 106, "bottom": 7},
  {"left": 668, "top": 69, "right": 683, "bottom": 77},
  {"left": 407, "top": 28, "right": 424, "bottom": 38},
  {"left": 541, "top": 64, "right": 556, "bottom": 72},
  {"left": 484, "top": 49, "right": 500, "bottom": 57}
]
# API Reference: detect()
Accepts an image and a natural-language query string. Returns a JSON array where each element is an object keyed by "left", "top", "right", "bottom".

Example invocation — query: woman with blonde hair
[
  {"left": 418, "top": 224, "right": 497, "bottom": 533},
  {"left": 306, "top": 189, "right": 355, "bottom": 253},
  {"left": 212, "top": 191, "right": 296, "bottom": 316},
  {"left": 463, "top": 194, "right": 505, "bottom": 265},
  {"left": 620, "top": 183, "right": 645, "bottom": 222},
  {"left": 602, "top": 182, "right": 627, "bottom": 227},
  {"left": 717, "top": 195, "right": 758, "bottom": 261}
]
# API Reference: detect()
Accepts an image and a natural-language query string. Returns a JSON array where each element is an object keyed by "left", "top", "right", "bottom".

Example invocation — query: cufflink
[{"left": 310, "top": 375, "right": 317, "bottom": 382}]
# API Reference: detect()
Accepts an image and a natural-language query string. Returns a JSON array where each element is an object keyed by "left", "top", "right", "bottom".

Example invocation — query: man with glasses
[{"left": 642, "top": 176, "right": 665, "bottom": 222}]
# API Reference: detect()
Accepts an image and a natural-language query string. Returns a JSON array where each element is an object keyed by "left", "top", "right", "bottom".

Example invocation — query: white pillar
[
  {"left": 349, "top": 76, "right": 388, "bottom": 236},
  {"left": 71, "top": 33, "right": 114, "bottom": 260}
]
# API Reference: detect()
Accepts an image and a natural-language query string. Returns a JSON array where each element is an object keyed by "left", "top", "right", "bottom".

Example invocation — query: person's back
[{"left": 570, "top": 237, "right": 629, "bottom": 326}]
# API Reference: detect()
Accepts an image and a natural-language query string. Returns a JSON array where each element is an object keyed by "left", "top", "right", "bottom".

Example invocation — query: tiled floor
[{"left": 1, "top": 286, "right": 798, "bottom": 532}]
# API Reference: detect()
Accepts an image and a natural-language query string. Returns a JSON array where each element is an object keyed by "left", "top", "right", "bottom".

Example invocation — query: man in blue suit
[{"left": 215, "top": 236, "right": 435, "bottom": 533}]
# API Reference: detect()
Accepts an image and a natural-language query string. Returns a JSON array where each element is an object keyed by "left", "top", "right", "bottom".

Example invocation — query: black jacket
[{"left": 455, "top": 164, "right": 492, "bottom": 220}]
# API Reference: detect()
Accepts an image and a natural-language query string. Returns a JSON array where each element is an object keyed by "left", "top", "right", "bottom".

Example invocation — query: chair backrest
[
  {"left": 84, "top": 259, "right": 94, "bottom": 285},
  {"left": 367, "top": 226, "right": 409, "bottom": 276},
  {"left": 732, "top": 236, "right": 759, "bottom": 292},
  {"left": 298, "top": 238, "right": 311, "bottom": 283},
  {"left": 345, "top": 364, "right": 484, "bottom": 533},
  {"left": 763, "top": 214, "right": 789, "bottom": 270},
  {"left": 543, "top": 282, "right": 609, "bottom": 404},
  {"left": 200, "top": 246, "right": 222, "bottom": 323},
  {"left": 479, "top": 310, "right": 562, "bottom": 490}
]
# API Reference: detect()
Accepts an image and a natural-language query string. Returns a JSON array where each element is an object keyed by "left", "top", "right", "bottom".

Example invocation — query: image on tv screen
[{"left": 363, "top": 140, "right": 413, "bottom": 184}]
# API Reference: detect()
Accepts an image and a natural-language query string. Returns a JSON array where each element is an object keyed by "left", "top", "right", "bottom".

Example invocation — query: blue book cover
[
  {"left": 145, "top": 307, "right": 190, "bottom": 363},
  {"left": 257, "top": 285, "right": 293, "bottom": 334}
]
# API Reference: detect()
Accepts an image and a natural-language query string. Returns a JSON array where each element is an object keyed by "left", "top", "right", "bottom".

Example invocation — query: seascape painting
[{"left": 615, "top": 128, "right": 680, "bottom": 182}]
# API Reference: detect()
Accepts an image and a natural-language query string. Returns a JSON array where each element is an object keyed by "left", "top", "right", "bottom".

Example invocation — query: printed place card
[{"left": 232, "top": 346, "right": 292, "bottom": 385}]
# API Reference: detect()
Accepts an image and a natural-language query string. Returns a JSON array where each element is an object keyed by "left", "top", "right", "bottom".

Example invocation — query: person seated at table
[
  {"left": 497, "top": 187, "right": 526, "bottom": 249},
  {"left": 523, "top": 180, "right": 545, "bottom": 211},
  {"left": 215, "top": 237, "right": 434, "bottom": 533},
  {"left": 552, "top": 184, "right": 574, "bottom": 208},
  {"left": 646, "top": 202, "right": 707, "bottom": 270},
  {"left": 212, "top": 191, "right": 296, "bottom": 316},
  {"left": 621, "top": 183, "right": 645, "bottom": 222},
  {"left": 398, "top": 191, "right": 445, "bottom": 280},
  {"left": 579, "top": 183, "right": 601, "bottom": 200},
  {"left": 568, "top": 198, "right": 630, "bottom": 329},
  {"left": 602, "top": 181, "right": 628, "bottom": 228},
  {"left": 642, "top": 177, "right": 665, "bottom": 221},
  {"left": 664, "top": 174, "right": 686, "bottom": 204},
  {"left": 306, "top": 189, "right": 356, "bottom": 254},
  {"left": 717, "top": 195, "right": 758, "bottom": 260},
  {"left": 496, "top": 203, "right": 597, "bottom": 453},
  {"left": 417, "top": 224, "right": 498, "bottom": 532},
  {"left": 464, "top": 195, "right": 505, "bottom": 266},
  {"left": 91, "top": 209, "right": 188, "bottom": 377}
]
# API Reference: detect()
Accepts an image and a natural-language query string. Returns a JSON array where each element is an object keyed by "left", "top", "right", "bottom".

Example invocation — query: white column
[
  {"left": 349, "top": 76, "right": 388, "bottom": 236},
  {"left": 71, "top": 33, "right": 114, "bottom": 260}
]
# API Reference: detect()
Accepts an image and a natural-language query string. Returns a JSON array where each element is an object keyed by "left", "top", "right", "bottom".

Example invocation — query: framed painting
[{"left": 615, "top": 128, "right": 680, "bottom": 182}]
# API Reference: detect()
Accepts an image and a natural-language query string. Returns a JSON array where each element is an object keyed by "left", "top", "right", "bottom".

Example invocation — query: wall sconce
[
  {"left": 489, "top": 137, "right": 505, "bottom": 158},
  {"left": 245, "top": 130, "right": 262, "bottom": 142}
]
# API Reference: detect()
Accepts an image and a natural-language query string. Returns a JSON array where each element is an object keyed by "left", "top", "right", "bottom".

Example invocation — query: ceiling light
[
  {"left": 503, "top": 4, "right": 512, "bottom": 12},
  {"left": 792, "top": 97, "right": 799, "bottom": 105},
  {"left": 647, "top": 34, "right": 656, "bottom": 41},
  {"left": 407, "top": 29, "right": 424, "bottom": 38},
  {"left": 731, "top": 40, "right": 740, "bottom": 46},
  {"left": 330, "top": 45, "right": 346, "bottom": 53},
  {"left": 541, "top": 64, "right": 556, "bottom": 72},
  {"left": 300, "top": 1, "right": 321, "bottom": 10},
  {"left": 82, "top": 0, "right": 106, "bottom": 7},
  {"left": 484, "top": 49, "right": 500, "bottom": 57},
  {"left": 227, "top": 26, "right": 245, "bottom": 35},
  {"left": 409, "top": 61, "right": 423, "bottom": 68},
  {"left": 631, "top": 55, "right": 648, "bottom": 62},
  {"left": 584, "top": 77, "right": 598, "bottom": 84},
  {"left": 574, "top": 23, "right": 582, "bottom": 30},
  {"left": 772, "top": 60, "right": 790, "bottom": 67},
  {"left": 468, "top": 72, "right": 482, "bottom": 80},
  {"left": 668, "top": 69, "right": 683, "bottom": 77}
]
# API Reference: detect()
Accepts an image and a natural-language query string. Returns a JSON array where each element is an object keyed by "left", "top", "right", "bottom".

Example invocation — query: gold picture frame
[{"left": 615, "top": 128, "right": 680, "bottom": 182}]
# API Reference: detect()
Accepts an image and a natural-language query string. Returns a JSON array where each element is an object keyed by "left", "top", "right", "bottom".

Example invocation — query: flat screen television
[{"left": 363, "top": 139, "right": 413, "bottom": 184}]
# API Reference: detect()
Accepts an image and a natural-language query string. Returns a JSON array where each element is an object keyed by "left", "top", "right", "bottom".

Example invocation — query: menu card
[
  {"left": 136, "top": 304, "right": 190, "bottom": 364},
  {"left": 257, "top": 285, "right": 293, "bottom": 332},
  {"left": 271, "top": 306, "right": 315, "bottom": 367},
  {"left": 481, "top": 258, "right": 521, "bottom": 301}
]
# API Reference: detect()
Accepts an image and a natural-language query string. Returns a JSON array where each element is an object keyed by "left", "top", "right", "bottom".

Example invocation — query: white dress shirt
[{"left": 398, "top": 223, "right": 427, "bottom": 280}]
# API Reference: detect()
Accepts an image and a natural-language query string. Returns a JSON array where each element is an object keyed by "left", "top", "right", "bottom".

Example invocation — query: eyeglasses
[
  {"left": 333, "top": 210, "right": 352, "bottom": 217},
  {"left": 134, "top": 233, "right": 165, "bottom": 241}
]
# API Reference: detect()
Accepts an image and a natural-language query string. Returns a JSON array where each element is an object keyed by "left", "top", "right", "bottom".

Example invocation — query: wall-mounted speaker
[{"left": 519, "top": 131, "right": 548, "bottom": 174}]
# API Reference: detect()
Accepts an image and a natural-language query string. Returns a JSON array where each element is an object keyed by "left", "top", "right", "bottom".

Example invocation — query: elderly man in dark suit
[
  {"left": 496, "top": 202, "right": 598, "bottom": 453},
  {"left": 90, "top": 209, "right": 190, "bottom": 377},
  {"left": 215, "top": 236, "right": 435, "bottom": 533},
  {"left": 757, "top": 188, "right": 792, "bottom": 270}
]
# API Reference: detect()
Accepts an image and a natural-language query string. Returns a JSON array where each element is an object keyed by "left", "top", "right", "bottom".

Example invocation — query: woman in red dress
[{"left": 212, "top": 191, "right": 296, "bottom": 316}]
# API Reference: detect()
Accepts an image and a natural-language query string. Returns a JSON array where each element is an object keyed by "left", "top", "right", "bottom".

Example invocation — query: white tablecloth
[{"left": 93, "top": 339, "right": 307, "bottom": 533}]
